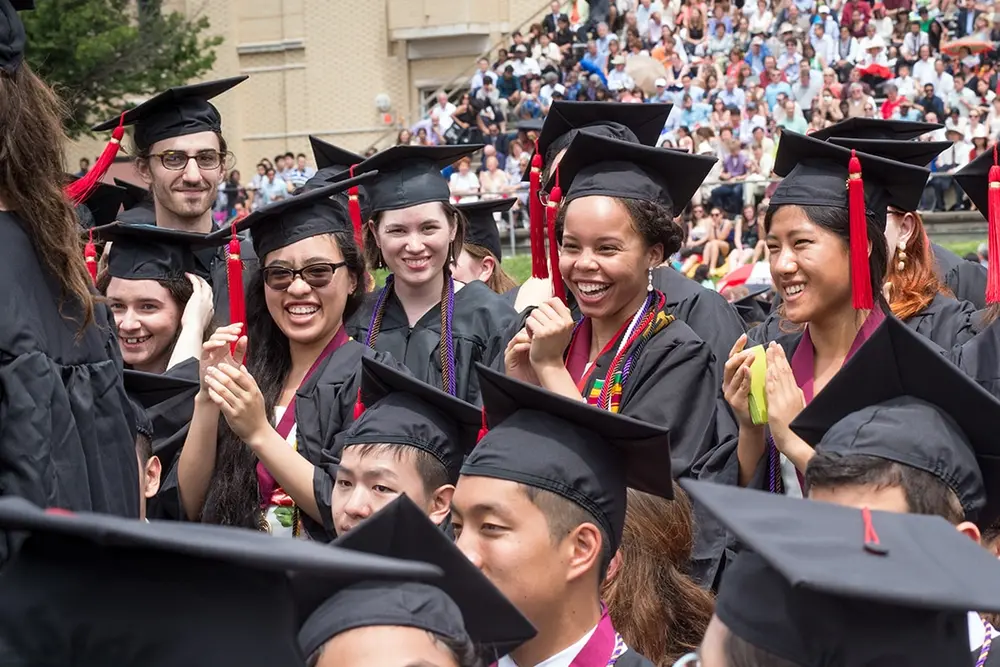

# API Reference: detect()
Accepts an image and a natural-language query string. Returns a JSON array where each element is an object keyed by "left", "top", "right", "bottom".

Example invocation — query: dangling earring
[
  {"left": 896, "top": 240, "right": 906, "bottom": 273},
  {"left": 647, "top": 266, "right": 654, "bottom": 292}
]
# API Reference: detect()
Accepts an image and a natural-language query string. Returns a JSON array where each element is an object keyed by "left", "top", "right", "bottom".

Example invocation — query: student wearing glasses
[
  {"left": 177, "top": 178, "right": 403, "bottom": 540},
  {"left": 93, "top": 77, "right": 252, "bottom": 322}
]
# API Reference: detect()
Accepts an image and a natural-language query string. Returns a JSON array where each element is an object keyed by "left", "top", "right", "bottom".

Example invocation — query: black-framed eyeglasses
[
  {"left": 261, "top": 262, "right": 346, "bottom": 291},
  {"left": 150, "top": 150, "right": 227, "bottom": 171}
]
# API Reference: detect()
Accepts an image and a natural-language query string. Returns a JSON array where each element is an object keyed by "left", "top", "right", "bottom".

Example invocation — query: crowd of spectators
[{"left": 390, "top": 0, "right": 1000, "bottom": 275}]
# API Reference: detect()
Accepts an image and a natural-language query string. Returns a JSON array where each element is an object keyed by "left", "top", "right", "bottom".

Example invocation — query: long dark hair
[
  {"left": 0, "top": 63, "right": 95, "bottom": 330},
  {"left": 764, "top": 204, "right": 888, "bottom": 326},
  {"left": 201, "top": 229, "right": 367, "bottom": 527},
  {"left": 602, "top": 487, "right": 715, "bottom": 666}
]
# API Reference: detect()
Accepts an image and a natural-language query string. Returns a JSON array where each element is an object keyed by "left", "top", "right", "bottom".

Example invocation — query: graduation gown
[
  {"left": 933, "top": 242, "right": 987, "bottom": 310},
  {"left": 652, "top": 266, "right": 747, "bottom": 381},
  {"left": 0, "top": 211, "right": 138, "bottom": 560},
  {"left": 348, "top": 280, "right": 517, "bottom": 405}
]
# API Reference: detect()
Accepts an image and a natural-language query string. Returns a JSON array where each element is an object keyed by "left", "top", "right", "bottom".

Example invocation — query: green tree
[{"left": 21, "top": 0, "right": 222, "bottom": 138}]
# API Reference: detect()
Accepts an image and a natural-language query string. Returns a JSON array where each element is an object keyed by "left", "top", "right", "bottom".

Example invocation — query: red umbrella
[
  {"left": 716, "top": 264, "right": 755, "bottom": 294},
  {"left": 941, "top": 38, "right": 996, "bottom": 56}
]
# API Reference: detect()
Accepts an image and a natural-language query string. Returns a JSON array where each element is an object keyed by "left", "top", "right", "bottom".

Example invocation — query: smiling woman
[
  {"left": 347, "top": 145, "right": 518, "bottom": 404},
  {"left": 724, "top": 130, "right": 931, "bottom": 494},
  {"left": 176, "top": 178, "right": 404, "bottom": 540}
]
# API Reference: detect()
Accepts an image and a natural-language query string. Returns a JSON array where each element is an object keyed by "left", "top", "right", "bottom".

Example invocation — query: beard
[{"left": 153, "top": 179, "right": 217, "bottom": 221}]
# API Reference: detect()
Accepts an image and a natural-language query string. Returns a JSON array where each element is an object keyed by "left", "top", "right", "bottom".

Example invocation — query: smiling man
[
  {"left": 451, "top": 364, "right": 673, "bottom": 667},
  {"left": 93, "top": 77, "right": 251, "bottom": 321}
]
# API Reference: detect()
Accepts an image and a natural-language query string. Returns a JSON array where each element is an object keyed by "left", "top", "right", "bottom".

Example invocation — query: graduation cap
[
  {"left": 954, "top": 147, "right": 1000, "bottom": 303},
  {"left": 123, "top": 368, "right": 199, "bottom": 409},
  {"left": 352, "top": 144, "right": 483, "bottom": 215},
  {"left": 122, "top": 367, "right": 200, "bottom": 463},
  {"left": 682, "top": 479, "right": 1000, "bottom": 666},
  {"left": 298, "top": 495, "right": 536, "bottom": 659},
  {"left": 462, "top": 363, "right": 673, "bottom": 552},
  {"left": 112, "top": 178, "right": 157, "bottom": 225},
  {"left": 90, "top": 223, "right": 223, "bottom": 281},
  {"left": 549, "top": 131, "right": 716, "bottom": 217},
  {"left": 74, "top": 181, "right": 127, "bottom": 230},
  {"left": 810, "top": 118, "right": 942, "bottom": 141},
  {"left": 456, "top": 197, "right": 514, "bottom": 260},
  {"left": 305, "top": 136, "right": 370, "bottom": 243},
  {"left": 92, "top": 76, "right": 247, "bottom": 153},
  {"left": 732, "top": 284, "right": 773, "bottom": 325},
  {"left": 771, "top": 131, "right": 930, "bottom": 309},
  {"left": 343, "top": 357, "right": 482, "bottom": 483},
  {"left": 0, "top": 497, "right": 441, "bottom": 667},
  {"left": 206, "top": 172, "right": 377, "bottom": 259},
  {"left": 789, "top": 314, "right": 1000, "bottom": 526},
  {"left": 114, "top": 178, "right": 150, "bottom": 210},
  {"left": 824, "top": 137, "right": 951, "bottom": 168},
  {"left": 0, "top": 0, "right": 32, "bottom": 76}
]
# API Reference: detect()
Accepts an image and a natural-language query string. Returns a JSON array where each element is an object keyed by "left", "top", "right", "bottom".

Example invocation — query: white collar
[
  {"left": 497, "top": 625, "right": 598, "bottom": 667},
  {"left": 968, "top": 611, "right": 999, "bottom": 651}
]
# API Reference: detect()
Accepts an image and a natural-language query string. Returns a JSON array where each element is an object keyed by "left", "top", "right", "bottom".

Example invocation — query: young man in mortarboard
[
  {"left": 331, "top": 358, "right": 480, "bottom": 535},
  {"left": 678, "top": 479, "right": 1000, "bottom": 667},
  {"left": 786, "top": 316, "right": 1000, "bottom": 664},
  {"left": 300, "top": 495, "right": 535, "bottom": 667},
  {"left": 93, "top": 77, "right": 251, "bottom": 322},
  {"left": 451, "top": 363, "right": 672, "bottom": 667}
]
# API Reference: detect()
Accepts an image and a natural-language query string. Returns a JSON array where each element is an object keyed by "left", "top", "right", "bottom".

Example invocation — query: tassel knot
[
  {"left": 353, "top": 387, "right": 365, "bottom": 420},
  {"left": 84, "top": 229, "right": 98, "bottom": 285},
  {"left": 847, "top": 150, "right": 873, "bottom": 310},
  {"left": 347, "top": 164, "right": 364, "bottom": 250},
  {"left": 987, "top": 146, "right": 1000, "bottom": 304},
  {"left": 65, "top": 112, "right": 127, "bottom": 206}
]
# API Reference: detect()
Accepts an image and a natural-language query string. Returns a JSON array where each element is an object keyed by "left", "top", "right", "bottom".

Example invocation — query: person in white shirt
[
  {"left": 912, "top": 46, "right": 937, "bottom": 87},
  {"left": 791, "top": 60, "right": 823, "bottom": 110},
  {"left": 748, "top": 0, "right": 773, "bottom": 34},
  {"left": 931, "top": 128, "right": 973, "bottom": 211},
  {"left": 532, "top": 32, "right": 563, "bottom": 65},
  {"left": 505, "top": 45, "right": 542, "bottom": 78},
  {"left": 891, "top": 63, "right": 918, "bottom": 100},
  {"left": 810, "top": 22, "right": 838, "bottom": 68},
  {"left": 927, "top": 59, "right": 955, "bottom": 97},
  {"left": 430, "top": 92, "right": 457, "bottom": 133},
  {"left": 636, "top": 0, "right": 664, "bottom": 27},
  {"left": 900, "top": 19, "right": 928, "bottom": 61},
  {"left": 469, "top": 57, "right": 492, "bottom": 92},
  {"left": 607, "top": 55, "right": 636, "bottom": 91}
]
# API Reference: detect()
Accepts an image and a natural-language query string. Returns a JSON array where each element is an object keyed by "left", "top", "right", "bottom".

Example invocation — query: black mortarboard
[
  {"left": 790, "top": 315, "right": 1000, "bottom": 525},
  {"left": 123, "top": 368, "right": 199, "bottom": 461},
  {"left": 517, "top": 118, "right": 544, "bottom": 134},
  {"left": 524, "top": 101, "right": 673, "bottom": 182},
  {"left": 733, "top": 284, "right": 772, "bottom": 324},
  {"left": 309, "top": 135, "right": 364, "bottom": 172},
  {"left": 113, "top": 178, "right": 157, "bottom": 225},
  {"left": 462, "top": 364, "right": 672, "bottom": 551},
  {"left": 548, "top": 132, "right": 716, "bottom": 217},
  {"left": 298, "top": 495, "right": 536, "bottom": 659},
  {"left": 343, "top": 357, "right": 482, "bottom": 483},
  {"left": 955, "top": 150, "right": 1000, "bottom": 303},
  {"left": 456, "top": 197, "right": 513, "bottom": 260},
  {"left": 0, "top": 496, "right": 440, "bottom": 667},
  {"left": 353, "top": 144, "right": 483, "bottom": 214},
  {"left": 810, "top": 118, "right": 942, "bottom": 141},
  {"left": 91, "top": 223, "right": 223, "bottom": 281},
  {"left": 825, "top": 137, "right": 951, "bottom": 168},
  {"left": 0, "top": 0, "right": 32, "bottom": 75},
  {"left": 92, "top": 76, "right": 248, "bottom": 152},
  {"left": 771, "top": 130, "right": 930, "bottom": 215},
  {"left": 123, "top": 368, "right": 198, "bottom": 409},
  {"left": 955, "top": 147, "right": 997, "bottom": 223},
  {"left": 114, "top": 178, "right": 151, "bottom": 210},
  {"left": 76, "top": 182, "right": 127, "bottom": 230},
  {"left": 681, "top": 479, "right": 1000, "bottom": 666},
  {"left": 206, "top": 172, "right": 377, "bottom": 259}
]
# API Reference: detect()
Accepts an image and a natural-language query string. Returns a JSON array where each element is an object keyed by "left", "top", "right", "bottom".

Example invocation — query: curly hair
[{"left": 555, "top": 196, "right": 685, "bottom": 259}]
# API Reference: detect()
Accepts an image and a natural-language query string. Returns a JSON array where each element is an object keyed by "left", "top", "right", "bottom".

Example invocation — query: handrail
[{"left": 362, "top": 0, "right": 552, "bottom": 154}]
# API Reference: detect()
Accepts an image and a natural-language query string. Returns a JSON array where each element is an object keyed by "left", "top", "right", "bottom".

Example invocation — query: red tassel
[
  {"left": 546, "top": 181, "right": 567, "bottom": 305},
  {"left": 529, "top": 146, "right": 549, "bottom": 279},
  {"left": 65, "top": 113, "right": 126, "bottom": 206},
  {"left": 476, "top": 408, "right": 488, "bottom": 443},
  {"left": 353, "top": 387, "right": 365, "bottom": 420},
  {"left": 847, "top": 150, "right": 873, "bottom": 310},
  {"left": 347, "top": 164, "right": 364, "bottom": 250},
  {"left": 987, "top": 146, "right": 1000, "bottom": 304},
  {"left": 84, "top": 229, "right": 98, "bottom": 285},
  {"left": 227, "top": 223, "right": 245, "bottom": 355}
]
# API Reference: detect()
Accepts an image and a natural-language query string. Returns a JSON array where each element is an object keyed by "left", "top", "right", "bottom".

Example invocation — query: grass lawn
[{"left": 373, "top": 241, "right": 984, "bottom": 288}]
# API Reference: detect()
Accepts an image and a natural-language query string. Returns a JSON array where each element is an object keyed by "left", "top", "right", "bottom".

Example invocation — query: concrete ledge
[
  {"left": 391, "top": 22, "right": 509, "bottom": 41},
  {"left": 236, "top": 39, "right": 306, "bottom": 55}
]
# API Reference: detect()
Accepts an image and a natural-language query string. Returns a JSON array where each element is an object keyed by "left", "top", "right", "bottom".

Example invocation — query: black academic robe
[
  {"left": 614, "top": 650, "right": 656, "bottom": 667},
  {"left": 348, "top": 280, "right": 517, "bottom": 405},
  {"left": 933, "top": 242, "right": 987, "bottom": 310},
  {"left": 652, "top": 266, "right": 747, "bottom": 381},
  {"left": 0, "top": 212, "right": 138, "bottom": 560}
]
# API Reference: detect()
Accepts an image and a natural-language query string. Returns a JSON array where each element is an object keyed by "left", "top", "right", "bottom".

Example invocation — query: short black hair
[
  {"left": 519, "top": 484, "right": 613, "bottom": 583},
  {"left": 805, "top": 453, "right": 965, "bottom": 525},
  {"left": 136, "top": 431, "right": 153, "bottom": 468},
  {"left": 306, "top": 629, "right": 482, "bottom": 667},
  {"left": 284, "top": 151, "right": 295, "bottom": 160},
  {"left": 346, "top": 443, "right": 452, "bottom": 494},
  {"left": 296, "top": 152, "right": 306, "bottom": 159}
]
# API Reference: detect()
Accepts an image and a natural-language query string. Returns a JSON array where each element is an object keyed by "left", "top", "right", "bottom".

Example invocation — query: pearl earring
[
  {"left": 647, "top": 267, "right": 654, "bottom": 292},
  {"left": 896, "top": 240, "right": 906, "bottom": 273}
]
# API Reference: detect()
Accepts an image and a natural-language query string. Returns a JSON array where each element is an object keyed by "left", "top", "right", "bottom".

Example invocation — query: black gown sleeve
[
  {"left": 904, "top": 293, "right": 978, "bottom": 350},
  {"left": 933, "top": 242, "right": 987, "bottom": 310}
]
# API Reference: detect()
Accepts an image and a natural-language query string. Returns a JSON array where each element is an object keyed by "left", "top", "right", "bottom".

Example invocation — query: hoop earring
[
  {"left": 647, "top": 266, "right": 654, "bottom": 292},
  {"left": 896, "top": 240, "right": 906, "bottom": 273}
]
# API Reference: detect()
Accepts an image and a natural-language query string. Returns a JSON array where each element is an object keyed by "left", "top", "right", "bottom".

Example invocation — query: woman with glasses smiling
[{"left": 177, "top": 176, "right": 403, "bottom": 540}]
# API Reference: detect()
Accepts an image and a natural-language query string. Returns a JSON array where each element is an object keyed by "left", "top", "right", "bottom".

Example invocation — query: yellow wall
[{"left": 67, "top": 0, "right": 550, "bottom": 174}]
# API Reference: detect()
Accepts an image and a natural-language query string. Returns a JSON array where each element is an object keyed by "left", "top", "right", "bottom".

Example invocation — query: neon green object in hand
[{"left": 747, "top": 345, "right": 768, "bottom": 425}]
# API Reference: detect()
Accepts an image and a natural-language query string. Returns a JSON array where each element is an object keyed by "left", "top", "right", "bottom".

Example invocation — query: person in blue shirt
[
  {"left": 745, "top": 37, "right": 770, "bottom": 75},
  {"left": 764, "top": 69, "right": 793, "bottom": 111},
  {"left": 678, "top": 94, "right": 712, "bottom": 126}
]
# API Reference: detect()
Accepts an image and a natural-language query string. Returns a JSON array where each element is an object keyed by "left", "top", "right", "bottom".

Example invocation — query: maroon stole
[
  {"left": 490, "top": 605, "right": 625, "bottom": 667},
  {"left": 256, "top": 326, "right": 350, "bottom": 507}
]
